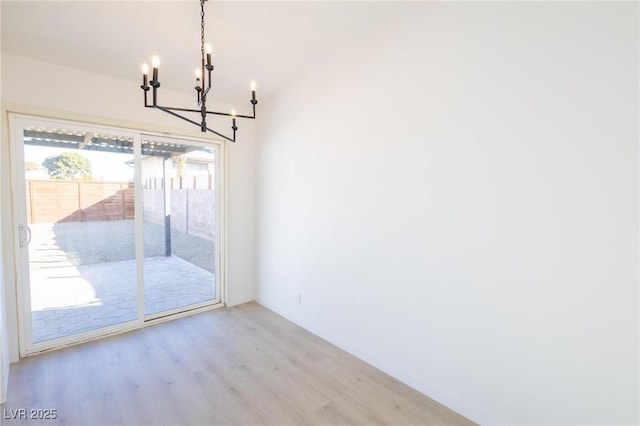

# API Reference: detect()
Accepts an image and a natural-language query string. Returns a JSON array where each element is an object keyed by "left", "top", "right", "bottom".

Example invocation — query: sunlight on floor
[{"left": 30, "top": 266, "right": 101, "bottom": 311}]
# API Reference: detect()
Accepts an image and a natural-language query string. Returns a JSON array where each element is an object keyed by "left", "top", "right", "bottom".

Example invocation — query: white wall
[
  {"left": 0, "top": 108, "right": 7, "bottom": 399},
  {"left": 0, "top": 219, "right": 7, "bottom": 404},
  {"left": 0, "top": 1, "right": 9, "bottom": 400},
  {"left": 255, "top": 3, "right": 638, "bottom": 425},
  {"left": 1, "top": 53, "right": 256, "bottom": 361}
]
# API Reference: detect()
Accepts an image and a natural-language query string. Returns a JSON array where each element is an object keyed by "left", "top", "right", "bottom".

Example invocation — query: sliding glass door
[
  {"left": 10, "top": 115, "right": 224, "bottom": 355},
  {"left": 141, "top": 136, "right": 220, "bottom": 317}
]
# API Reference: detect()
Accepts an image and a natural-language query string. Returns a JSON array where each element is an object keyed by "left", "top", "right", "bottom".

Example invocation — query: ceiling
[{"left": 1, "top": 1, "right": 402, "bottom": 103}]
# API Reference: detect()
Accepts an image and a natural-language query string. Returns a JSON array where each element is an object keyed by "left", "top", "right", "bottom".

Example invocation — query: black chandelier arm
[
  {"left": 141, "top": 87, "right": 150, "bottom": 107},
  {"left": 154, "top": 106, "right": 236, "bottom": 143},
  {"left": 158, "top": 105, "right": 204, "bottom": 114},
  {"left": 206, "top": 110, "right": 255, "bottom": 120},
  {"left": 153, "top": 106, "right": 253, "bottom": 120},
  {"left": 156, "top": 105, "right": 256, "bottom": 120},
  {"left": 198, "top": 86, "right": 212, "bottom": 107},
  {"left": 156, "top": 106, "right": 202, "bottom": 129},
  {"left": 203, "top": 125, "right": 235, "bottom": 143}
]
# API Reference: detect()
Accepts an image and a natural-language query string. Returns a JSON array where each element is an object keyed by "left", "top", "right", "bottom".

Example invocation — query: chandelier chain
[{"left": 200, "top": 0, "right": 205, "bottom": 59}]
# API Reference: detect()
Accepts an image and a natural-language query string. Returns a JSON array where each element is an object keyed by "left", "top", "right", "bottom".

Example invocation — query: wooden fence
[{"left": 26, "top": 180, "right": 135, "bottom": 224}]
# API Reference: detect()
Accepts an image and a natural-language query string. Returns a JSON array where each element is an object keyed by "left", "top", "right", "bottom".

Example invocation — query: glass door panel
[
  {"left": 21, "top": 125, "right": 137, "bottom": 344},
  {"left": 141, "top": 136, "right": 219, "bottom": 317}
]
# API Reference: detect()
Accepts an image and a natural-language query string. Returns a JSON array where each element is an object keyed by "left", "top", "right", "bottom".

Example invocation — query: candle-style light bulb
[
  {"left": 205, "top": 44, "right": 212, "bottom": 67},
  {"left": 151, "top": 55, "right": 160, "bottom": 83},
  {"left": 231, "top": 109, "right": 236, "bottom": 117},
  {"left": 141, "top": 63, "right": 149, "bottom": 88},
  {"left": 195, "top": 68, "right": 202, "bottom": 96},
  {"left": 250, "top": 81, "right": 257, "bottom": 103}
]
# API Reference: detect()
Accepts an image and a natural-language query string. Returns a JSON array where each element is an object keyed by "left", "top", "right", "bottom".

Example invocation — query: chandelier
[{"left": 139, "top": 0, "right": 257, "bottom": 142}]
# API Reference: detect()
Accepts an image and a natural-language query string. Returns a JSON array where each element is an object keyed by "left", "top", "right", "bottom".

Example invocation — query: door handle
[{"left": 19, "top": 225, "right": 31, "bottom": 248}]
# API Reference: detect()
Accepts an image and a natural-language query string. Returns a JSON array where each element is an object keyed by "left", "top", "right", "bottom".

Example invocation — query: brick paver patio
[
  {"left": 31, "top": 256, "right": 216, "bottom": 343},
  {"left": 27, "top": 223, "right": 216, "bottom": 343}
]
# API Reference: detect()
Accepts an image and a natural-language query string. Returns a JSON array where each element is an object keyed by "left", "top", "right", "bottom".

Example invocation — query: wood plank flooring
[{"left": 1, "top": 302, "right": 476, "bottom": 425}]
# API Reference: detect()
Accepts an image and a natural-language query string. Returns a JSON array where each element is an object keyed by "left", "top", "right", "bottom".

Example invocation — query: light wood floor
[{"left": 2, "top": 302, "right": 475, "bottom": 425}]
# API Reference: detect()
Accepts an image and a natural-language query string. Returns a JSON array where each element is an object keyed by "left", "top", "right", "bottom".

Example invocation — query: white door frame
[{"left": 9, "top": 113, "right": 226, "bottom": 356}]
